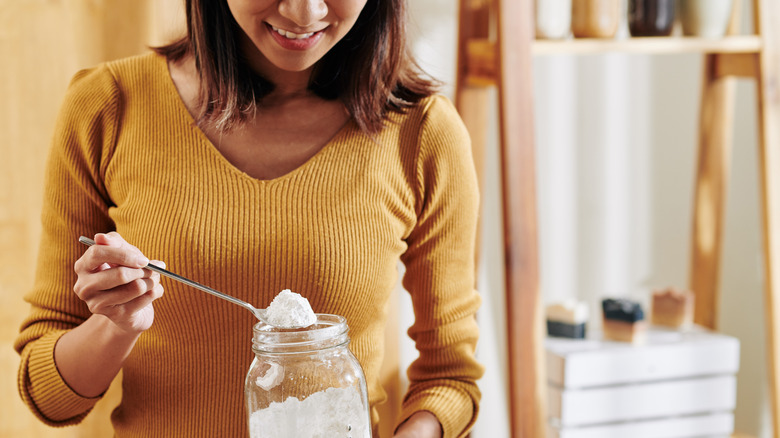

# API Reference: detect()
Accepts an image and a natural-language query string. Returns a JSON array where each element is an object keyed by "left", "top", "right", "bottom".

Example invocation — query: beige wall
[{"left": 0, "top": 1, "right": 182, "bottom": 435}]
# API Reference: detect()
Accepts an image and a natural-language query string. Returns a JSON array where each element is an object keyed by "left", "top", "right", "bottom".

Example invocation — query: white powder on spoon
[{"left": 265, "top": 289, "right": 317, "bottom": 328}]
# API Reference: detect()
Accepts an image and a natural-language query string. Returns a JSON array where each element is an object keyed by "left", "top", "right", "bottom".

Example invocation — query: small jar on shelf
[
  {"left": 678, "top": 0, "right": 735, "bottom": 38},
  {"left": 571, "top": 0, "right": 621, "bottom": 39},
  {"left": 535, "top": 0, "right": 572, "bottom": 40},
  {"left": 628, "top": 0, "right": 675, "bottom": 37}
]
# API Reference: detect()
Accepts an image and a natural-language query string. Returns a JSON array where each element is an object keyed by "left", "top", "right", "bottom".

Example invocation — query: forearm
[{"left": 54, "top": 314, "right": 141, "bottom": 397}]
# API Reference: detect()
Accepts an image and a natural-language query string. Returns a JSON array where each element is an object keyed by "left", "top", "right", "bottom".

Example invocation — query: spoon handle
[{"left": 78, "top": 236, "right": 262, "bottom": 318}]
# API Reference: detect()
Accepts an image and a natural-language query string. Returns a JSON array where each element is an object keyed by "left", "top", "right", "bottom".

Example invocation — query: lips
[
  {"left": 266, "top": 23, "right": 325, "bottom": 51},
  {"left": 270, "top": 24, "right": 316, "bottom": 40}
]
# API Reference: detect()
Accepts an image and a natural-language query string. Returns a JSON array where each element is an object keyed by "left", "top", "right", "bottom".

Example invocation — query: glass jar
[{"left": 245, "top": 314, "right": 371, "bottom": 438}]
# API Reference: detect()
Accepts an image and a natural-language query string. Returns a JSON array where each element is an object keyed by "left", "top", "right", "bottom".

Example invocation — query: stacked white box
[{"left": 546, "top": 326, "right": 740, "bottom": 437}]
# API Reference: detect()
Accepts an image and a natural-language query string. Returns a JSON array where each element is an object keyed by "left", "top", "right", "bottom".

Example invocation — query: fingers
[
  {"left": 75, "top": 265, "right": 163, "bottom": 303},
  {"left": 96, "top": 284, "right": 164, "bottom": 325},
  {"left": 73, "top": 240, "right": 165, "bottom": 313},
  {"left": 76, "top": 233, "right": 149, "bottom": 273},
  {"left": 71, "top": 231, "right": 166, "bottom": 329},
  {"left": 75, "top": 266, "right": 145, "bottom": 300},
  {"left": 122, "top": 283, "right": 164, "bottom": 315},
  {"left": 76, "top": 270, "right": 165, "bottom": 322},
  {"left": 95, "top": 232, "right": 141, "bottom": 253},
  {"left": 81, "top": 277, "right": 155, "bottom": 313}
]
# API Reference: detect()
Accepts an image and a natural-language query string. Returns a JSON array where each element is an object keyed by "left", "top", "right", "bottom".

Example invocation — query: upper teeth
[{"left": 271, "top": 25, "right": 315, "bottom": 40}]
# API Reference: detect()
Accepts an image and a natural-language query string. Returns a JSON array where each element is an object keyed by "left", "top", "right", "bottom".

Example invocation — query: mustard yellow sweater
[{"left": 15, "top": 53, "right": 483, "bottom": 438}]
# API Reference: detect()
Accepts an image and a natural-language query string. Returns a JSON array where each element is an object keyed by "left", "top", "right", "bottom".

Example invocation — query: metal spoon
[{"left": 78, "top": 236, "right": 267, "bottom": 321}]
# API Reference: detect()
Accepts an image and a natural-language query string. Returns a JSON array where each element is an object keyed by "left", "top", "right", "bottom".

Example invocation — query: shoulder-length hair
[{"left": 154, "top": 0, "right": 438, "bottom": 134}]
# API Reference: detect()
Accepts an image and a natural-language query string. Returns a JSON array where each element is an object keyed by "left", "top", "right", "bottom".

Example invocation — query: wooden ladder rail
[
  {"left": 690, "top": 0, "right": 780, "bottom": 435},
  {"left": 455, "top": 0, "right": 546, "bottom": 437},
  {"left": 756, "top": 0, "right": 780, "bottom": 434}
]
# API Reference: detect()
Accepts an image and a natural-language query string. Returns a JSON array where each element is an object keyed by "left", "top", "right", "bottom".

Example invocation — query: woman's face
[{"left": 227, "top": 0, "right": 368, "bottom": 76}]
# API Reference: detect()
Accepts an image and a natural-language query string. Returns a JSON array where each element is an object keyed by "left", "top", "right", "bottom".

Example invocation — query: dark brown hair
[{"left": 154, "top": 0, "right": 438, "bottom": 134}]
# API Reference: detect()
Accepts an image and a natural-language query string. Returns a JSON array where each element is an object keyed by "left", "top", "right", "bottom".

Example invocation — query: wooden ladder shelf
[{"left": 455, "top": 0, "right": 780, "bottom": 437}]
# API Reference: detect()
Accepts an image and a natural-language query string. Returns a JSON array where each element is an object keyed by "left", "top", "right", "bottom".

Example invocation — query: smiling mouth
[{"left": 269, "top": 24, "right": 320, "bottom": 40}]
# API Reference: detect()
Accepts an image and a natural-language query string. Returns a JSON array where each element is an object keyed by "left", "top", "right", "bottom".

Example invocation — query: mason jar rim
[{"left": 252, "top": 314, "right": 349, "bottom": 353}]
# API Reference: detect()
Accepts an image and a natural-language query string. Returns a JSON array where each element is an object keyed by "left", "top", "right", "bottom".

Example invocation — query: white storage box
[
  {"left": 549, "top": 374, "right": 736, "bottom": 426},
  {"left": 547, "top": 411, "right": 734, "bottom": 438},
  {"left": 546, "top": 327, "right": 740, "bottom": 389},
  {"left": 546, "top": 326, "right": 740, "bottom": 435}
]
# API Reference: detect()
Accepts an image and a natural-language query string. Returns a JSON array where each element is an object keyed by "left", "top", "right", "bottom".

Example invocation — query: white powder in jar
[
  {"left": 265, "top": 289, "right": 317, "bottom": 328},
  {"left": 254, "top": 362, "right": 284, "bottom": 391},
  {"left": 248, "top": 386, "right": 369, "bottom": 438}
]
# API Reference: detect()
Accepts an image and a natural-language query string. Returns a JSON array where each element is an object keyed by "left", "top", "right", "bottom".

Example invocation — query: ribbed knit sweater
[{"left": 15, "top": 53, "right": 483, "bottom": 437}]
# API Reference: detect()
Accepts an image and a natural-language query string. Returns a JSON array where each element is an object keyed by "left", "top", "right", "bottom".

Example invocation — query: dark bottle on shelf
[{"left": 628, "top": 0, "right": 676, "bottom": 37}]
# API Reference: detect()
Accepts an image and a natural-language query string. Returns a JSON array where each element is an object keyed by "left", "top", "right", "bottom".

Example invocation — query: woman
[{"left": 15, "top": 0, "right": 483, "bottom": 436}]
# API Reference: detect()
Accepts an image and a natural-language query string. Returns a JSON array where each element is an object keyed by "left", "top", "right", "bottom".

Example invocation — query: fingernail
[{"left": 136, "top": 255, "right": 149, "bottom": 267}]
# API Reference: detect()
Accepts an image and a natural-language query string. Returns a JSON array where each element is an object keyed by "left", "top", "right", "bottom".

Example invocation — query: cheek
[
  {"left": 332, "top": 1, "right": 369, "bottom": 40},
  {"left": 226, "top": 0, "right": 274, "bottom": 31},
  {"left": 334, "top": 0, "right": 369, "bottom": 24},
  {"left": 350, "top": 0, "right": 369, "bottom": 11}
]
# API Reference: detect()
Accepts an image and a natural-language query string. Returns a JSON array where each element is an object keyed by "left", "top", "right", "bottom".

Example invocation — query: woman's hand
[
  {"left": 53, "top": 232, "right": 165, "bottom": 397},
  {"left": 73, "top": 232, "right": 164, "bottom": 334},
  {"left": 393, "top": 411, "right": 443, "bottom": 438}
]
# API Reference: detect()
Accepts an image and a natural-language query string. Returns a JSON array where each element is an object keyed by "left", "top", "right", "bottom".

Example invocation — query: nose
[{"left": 278, "top": 0, "right": 328, "bottom": 28}]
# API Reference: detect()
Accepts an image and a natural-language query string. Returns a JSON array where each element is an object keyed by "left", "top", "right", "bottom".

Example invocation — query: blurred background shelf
[
  {"left": 532, "top": 35, "right": 763, "bottom": 55},
  {"left": 455, "top": 0, "right": 780, "bottom": 437}
]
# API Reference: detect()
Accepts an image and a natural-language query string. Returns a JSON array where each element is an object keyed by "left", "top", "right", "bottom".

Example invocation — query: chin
[
  {"left": 279, "top": 63, "right": 316, "bottom": 73},
  {"left": 271, "top": 60, "right": 319, "bottom": 73}
]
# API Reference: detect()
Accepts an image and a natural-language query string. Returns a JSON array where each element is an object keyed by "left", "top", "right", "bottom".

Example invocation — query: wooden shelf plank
[
  {"left": 466, "top": 36, "right": 763, "bottom": 85},
  {"left": 532, "top": 35, "right": 763, "bottom": 55}
]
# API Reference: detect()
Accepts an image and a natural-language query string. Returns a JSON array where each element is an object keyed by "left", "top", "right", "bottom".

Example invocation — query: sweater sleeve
[
  {"left": 398, "top": 95, "right": 484, "bottom": 437},
  {"left": 14, "top": 65, "right": 120, "bottom": 426}
]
